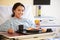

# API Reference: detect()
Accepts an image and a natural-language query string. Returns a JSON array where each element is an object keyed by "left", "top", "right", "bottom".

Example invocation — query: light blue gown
[{"left": 0, "top": 17, "right": 36, "bottom": 32}]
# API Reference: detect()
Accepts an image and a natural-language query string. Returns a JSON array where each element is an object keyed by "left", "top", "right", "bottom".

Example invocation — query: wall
[
  {"left": 0, "top": 0, "right": 33, "bottom": 6},
  {"left": 0, "top": 0, "right": 36, "bottom": 16},
  {"left": 41, "top": 0, "right": 60, "bottom": 24}
]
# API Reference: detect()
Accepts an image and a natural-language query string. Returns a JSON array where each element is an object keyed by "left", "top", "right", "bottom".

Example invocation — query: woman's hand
[
  {"left": 35, "top": 19, "right": 40, "bottom": 30},
  {"left": 35, "top": 24, "right": 40, "bottom": 30},
  {"left": 35, "top": 27, "right": 40, "bottom": 30},
  {"left": 7, "top": 28, "right": 15, "bottom": 34}
]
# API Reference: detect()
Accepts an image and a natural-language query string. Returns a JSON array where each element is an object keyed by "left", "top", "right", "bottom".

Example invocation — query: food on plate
[
  {"left": 42, "top": 28, "right": 47, "bottom": 32},
  {"left": 27, "top": 27, "right": 34, "bottom": 30}
]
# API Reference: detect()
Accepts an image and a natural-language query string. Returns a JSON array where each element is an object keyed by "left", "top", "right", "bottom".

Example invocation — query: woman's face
[{"left": 14, "top": 6, "right": 24, "bottom": 18}]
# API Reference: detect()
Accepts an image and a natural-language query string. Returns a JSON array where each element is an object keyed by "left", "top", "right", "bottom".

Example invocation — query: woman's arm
[
  {"left": 26, "top": 19, "right": 40, "bottom": 30},
  {"left": 0, "top": 20, "right": 13, "bottom": 32}
]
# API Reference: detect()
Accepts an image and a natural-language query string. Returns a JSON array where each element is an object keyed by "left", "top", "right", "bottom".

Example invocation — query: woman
[{"left": 0, "top": 2, "right": 40, "bottom": 32}]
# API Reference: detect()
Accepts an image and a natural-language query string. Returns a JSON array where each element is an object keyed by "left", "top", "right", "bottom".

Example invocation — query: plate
[{"left": 25, "top": 29, "right": 42, "bottom": 34}]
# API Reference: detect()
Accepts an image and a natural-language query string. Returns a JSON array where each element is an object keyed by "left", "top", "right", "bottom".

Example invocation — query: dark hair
[{"left": 12, "top": 2, "right": 25, "bottom": 17}]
